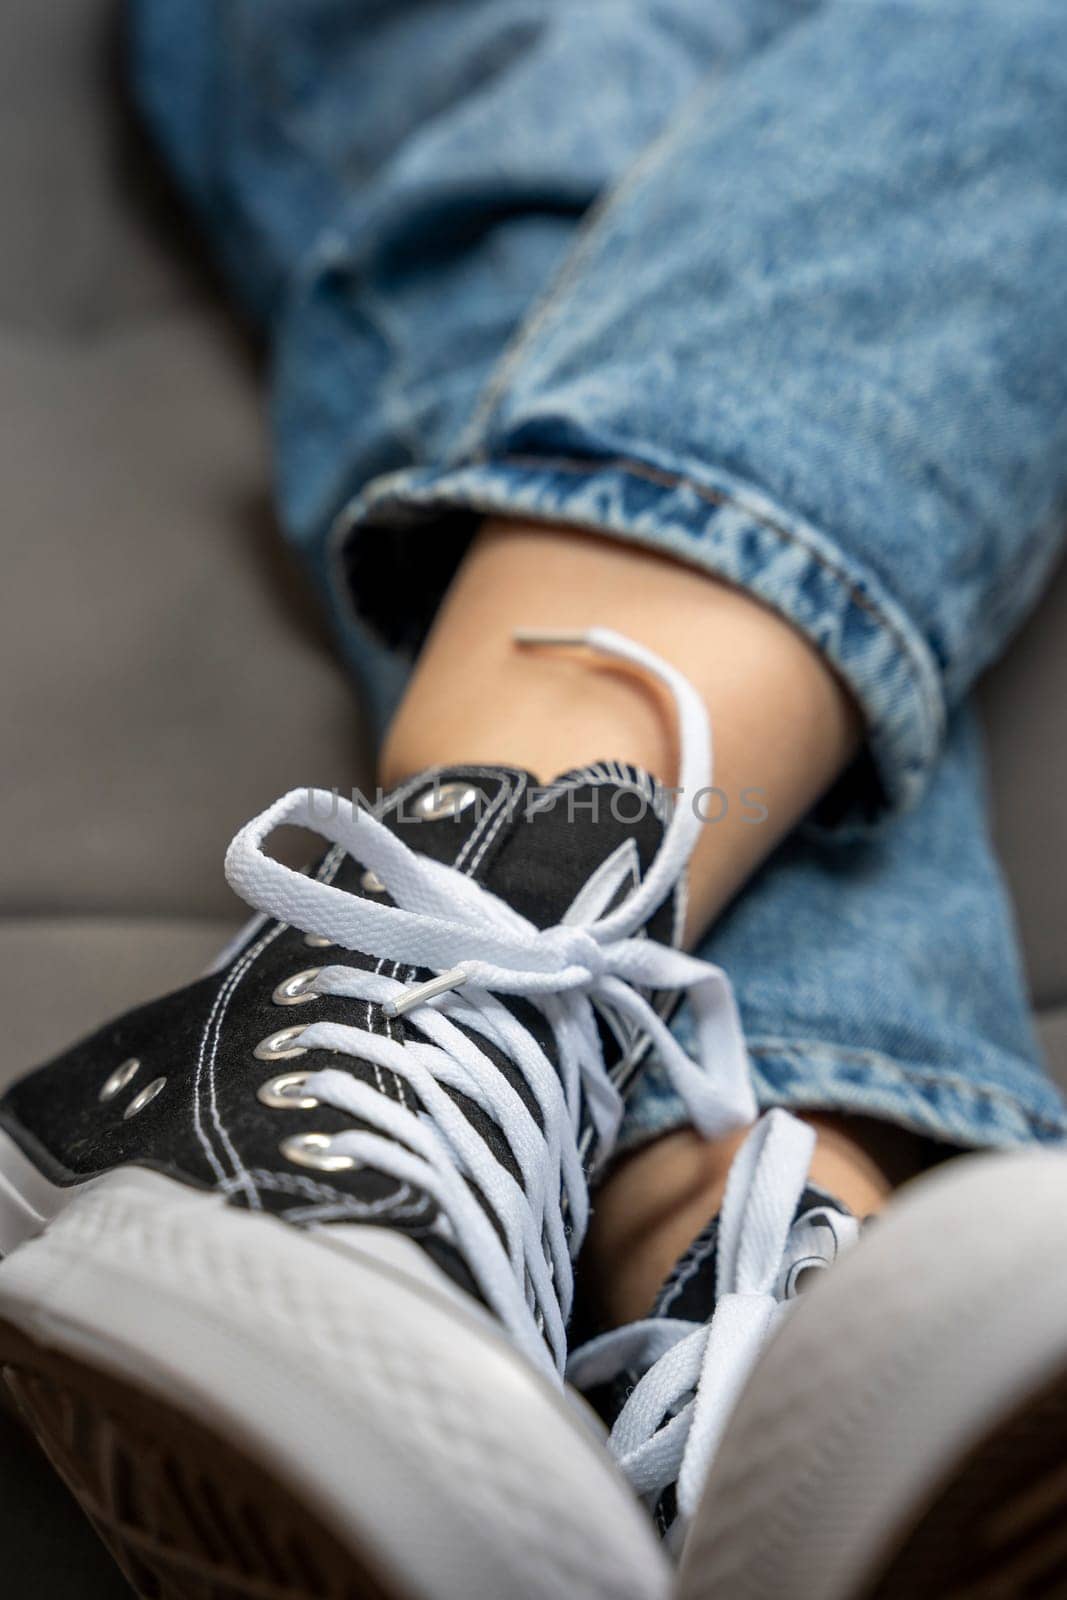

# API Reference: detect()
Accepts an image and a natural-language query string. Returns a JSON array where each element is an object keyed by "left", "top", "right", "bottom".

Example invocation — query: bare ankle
[{"left": 379, "top": 516, "right": 861, "bottom": 942}]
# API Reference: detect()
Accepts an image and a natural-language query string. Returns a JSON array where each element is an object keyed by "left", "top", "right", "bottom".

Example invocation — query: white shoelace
[
  {"left": 224, "top": 628, "right": 757, "bottom": 1382},
  {"left": 568, "top": 1108, "right": 860, "bottom": 1541}
]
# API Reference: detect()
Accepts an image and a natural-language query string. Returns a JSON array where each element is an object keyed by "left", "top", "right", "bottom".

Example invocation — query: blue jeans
[{"left": 131, "top": 0, "right": 1067, "bottom": 1152}]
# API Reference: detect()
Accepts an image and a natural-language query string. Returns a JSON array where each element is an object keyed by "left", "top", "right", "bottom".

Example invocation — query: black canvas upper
[
  {"left": 649, "top": 1184, "right": 854, "bottom": 1325},
  {"left": 1, "top": 763, "right": 679, "bottom": 1307}
]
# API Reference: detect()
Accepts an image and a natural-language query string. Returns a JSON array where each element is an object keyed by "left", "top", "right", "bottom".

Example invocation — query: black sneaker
[
  {"left": 0, "top": 631, "right": 751, "bottom": 1600},
  {"left": 571, "top": 1109, "right": 858, "bottom": 1554}
]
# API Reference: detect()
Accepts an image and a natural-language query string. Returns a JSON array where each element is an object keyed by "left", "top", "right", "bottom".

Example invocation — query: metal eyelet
[
  {"left": 99, "top": 1057, "right": 140, "bottom": 1103},
  {"left": 254, "top": 1025, "right": 310, "bottom": 1062},
  {"left": 123, "top": 1077, "right": 167, "bottom": 1119},
  {"left": 271, "top": 968, "right": 322, "bottom": 1007},
  {"left": 280, "top": 1132, "right": 356, "bottom": 1173},
  {"left": 413, "top": 781, "right": 478, "bottom": 821},
  {"left": 257, "top": 1072, "right": 320, "bottom": 1111},
  {"left": 304, "top": 932, "right": 333, "bottom": 949},
  {"left": 360, "top": 868, "right": 386, "bottom": 894}
]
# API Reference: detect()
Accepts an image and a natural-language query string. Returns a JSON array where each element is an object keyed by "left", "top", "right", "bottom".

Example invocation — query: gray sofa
[{"left": 1, "top": 3, "right": 1064, "bottom": 1594}]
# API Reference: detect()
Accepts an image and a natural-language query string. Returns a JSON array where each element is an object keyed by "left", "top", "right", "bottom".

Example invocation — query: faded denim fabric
[{"left": 131, "top": 0, "right": 1067, "bottom": 1151}]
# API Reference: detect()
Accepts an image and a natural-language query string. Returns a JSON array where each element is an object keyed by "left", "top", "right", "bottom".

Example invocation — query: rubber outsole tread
[{"left": 0, "top": 1319, "right": 407, "bottom": 1600}]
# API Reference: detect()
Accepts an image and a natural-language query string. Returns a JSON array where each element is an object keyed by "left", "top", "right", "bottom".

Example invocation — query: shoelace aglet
[
  {"left": 513, "top": 628, "right": 592, "bottom": 648},
  {"left": 384, "top": 965, "right": 469, "bottom": 1019}
]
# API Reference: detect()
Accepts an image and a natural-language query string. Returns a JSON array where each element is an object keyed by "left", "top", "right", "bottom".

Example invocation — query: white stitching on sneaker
[
  {"left": 194, "top": 922, "right": 283, "bottom": 1200},
  {"left": 463, "top": 772, "right": 528, "bottom": 877},
  {"left": 655, "top": 1220, "right": 720, "bottom": 1319},
  {"left": 195, "top": 845, "right": 347, "bottom": 1206}
]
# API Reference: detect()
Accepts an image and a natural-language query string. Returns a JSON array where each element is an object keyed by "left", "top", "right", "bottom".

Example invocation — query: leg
[
  {"left": 130, "top": 0, "right": 998, "bottom": 1227},
  {"left": 339, "top": 0, "right": 1067, "bottom": 1084},
  {"left": 129, "top": 0, "right": 815, "bottom": 552},
  {"left": 373, "top": 532, "right": 1037, "bottom": 1325},
  {"left": 381, "top": 519, "right": 862, "bottom": 939},
  {"left": 135, "top": 1, "right": 1067, "bottom": 1149},
  {"left": 584, "top": 708, "right": 1049, "bottom": 1324},
  {"left": 138, "top": 0, "right": 1067, "bottom": 1328},
  {"left": 347, "top": 0, "right": 1067, "bottom": 1324}
]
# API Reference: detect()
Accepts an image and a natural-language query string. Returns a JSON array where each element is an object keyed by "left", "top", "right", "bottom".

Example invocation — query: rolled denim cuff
[
  {"left": 329, "top": 452, "right": 946, "bottom": 822},
  {"left": 617, "top": 1036, "right": 1067, "bottom": 1158}
]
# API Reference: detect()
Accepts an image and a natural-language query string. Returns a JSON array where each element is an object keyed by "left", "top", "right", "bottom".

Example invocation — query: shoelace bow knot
[{"left": 224, "top": 629, "right": 757, "bottom": 1382}]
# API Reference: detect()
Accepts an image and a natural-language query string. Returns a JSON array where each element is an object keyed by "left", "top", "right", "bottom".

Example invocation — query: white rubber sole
[
  {"left": 678, "top": 1146, "right": 1067, "bottom": 1600},
  {"left": 0, "top": 1130, "right": 669, "bottom": 1600}
]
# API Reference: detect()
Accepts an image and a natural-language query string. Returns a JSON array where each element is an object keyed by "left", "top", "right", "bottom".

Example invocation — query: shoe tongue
[
  {"left": 651, "top": 1185, "right": 854, "bottom": 1323},
  {"left": 361, "top": 761, "right": 677, "bottom": 1313},
  {"left": 381, "top": 760, "right": 679, "bottom": 942}
]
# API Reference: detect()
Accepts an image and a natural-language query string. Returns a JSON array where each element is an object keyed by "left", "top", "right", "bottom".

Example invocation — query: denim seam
[
  {"left": 616, "top": 1039, "right": 1065, "bottom": 1160},
  {"left": 488, "top": 449, "right": 942, "bottom": 744},
  {"left": 346, "top": 452, "right": 946, "bottom": 809},
  {"left": 747, "top": 1037, "right": 1067, "bottom": 1137}
]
